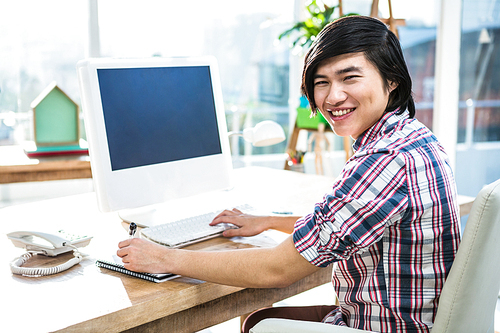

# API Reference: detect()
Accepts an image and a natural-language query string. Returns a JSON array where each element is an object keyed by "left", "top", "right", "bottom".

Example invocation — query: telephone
[{"left": 7, "top": 230, "right": 92, "bottom": 276}]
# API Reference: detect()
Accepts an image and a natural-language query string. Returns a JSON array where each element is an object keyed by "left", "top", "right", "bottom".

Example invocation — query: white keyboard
[{"left": 141, "top": 204, "right": 255, "bottom": 248}]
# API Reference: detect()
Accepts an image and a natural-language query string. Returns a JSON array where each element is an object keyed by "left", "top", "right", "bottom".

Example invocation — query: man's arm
[{"left": 117, "top": 235, "right": 320, "bottom": 288}]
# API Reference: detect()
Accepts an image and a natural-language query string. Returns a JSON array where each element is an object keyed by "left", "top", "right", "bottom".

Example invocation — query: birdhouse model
[{"left": 30, "top": 82, "right": 80, "bottom": 146}]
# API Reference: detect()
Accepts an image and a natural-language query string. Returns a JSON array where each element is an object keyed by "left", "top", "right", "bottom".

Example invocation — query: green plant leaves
[{"left": 278, "top": 0, "right": 358, "bottom": 51}]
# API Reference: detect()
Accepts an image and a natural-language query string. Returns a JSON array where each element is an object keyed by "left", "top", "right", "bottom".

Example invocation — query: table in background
[
  {"left": 0, "top": 145, "right": 477, "bottom": 218},
  {"left": 0, "top": 145, "right": 91, "bottom": 184}
]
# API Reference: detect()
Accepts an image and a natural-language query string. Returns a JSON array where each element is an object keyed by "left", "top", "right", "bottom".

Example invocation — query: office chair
[{"left": 250, "top": 178, "right": 500, "bottom": 333}]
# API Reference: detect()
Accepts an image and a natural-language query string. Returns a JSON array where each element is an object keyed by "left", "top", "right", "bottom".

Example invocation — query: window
[
  {"left": 0, "top": 0, "right": 294, "bottom": 158},
  {"left": 455, "top": 0, "right": 500, "bottom": 198},
  {"left": 4, "top": 1, "right": 497, "bottom": 170},
  {"left": 457, "top": 0, "right": 500, "bottom": 144},
  {"left": 0, "top": 1, "right": 86, "bottom": 145}
]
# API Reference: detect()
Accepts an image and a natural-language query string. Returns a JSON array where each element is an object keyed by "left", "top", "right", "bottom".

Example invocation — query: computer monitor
[{"left": 76, "top": 57, "right": 234, "bottom": 226}]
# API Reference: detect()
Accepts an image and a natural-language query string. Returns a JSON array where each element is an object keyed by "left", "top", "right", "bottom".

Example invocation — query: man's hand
[
  {"left": 210, "top": 208, "right": 269, "bottom": 237},
  {"left": 210, "top": 208, "right": 301, "bottom": 237},
  {"left": 117, "top": 238, "right": 171, "bottom": 274}
]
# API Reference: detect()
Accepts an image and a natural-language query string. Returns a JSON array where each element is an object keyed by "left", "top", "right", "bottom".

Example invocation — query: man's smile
[{"left": 329, "top": 107, "right": 355, "bottom": 117}]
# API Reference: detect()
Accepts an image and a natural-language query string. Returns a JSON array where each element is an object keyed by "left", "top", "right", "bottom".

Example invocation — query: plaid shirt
[{"left": 293, "top": 111, "right": 461, "bottom": 333}]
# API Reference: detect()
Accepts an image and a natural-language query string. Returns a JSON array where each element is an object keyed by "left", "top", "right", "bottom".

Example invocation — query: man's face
[{"left": 313, "top": 52, "right": 396, "bottom": 139}]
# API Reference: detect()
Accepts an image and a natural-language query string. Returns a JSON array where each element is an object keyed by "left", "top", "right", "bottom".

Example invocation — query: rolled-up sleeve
[{"left": 293, "top": 151, "right": 409, "bottom": 267}]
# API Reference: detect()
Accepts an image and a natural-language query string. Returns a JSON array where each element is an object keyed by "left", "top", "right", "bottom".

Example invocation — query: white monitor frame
[{"left": 77, "top": 56, "right": 233, "bottom": 213}]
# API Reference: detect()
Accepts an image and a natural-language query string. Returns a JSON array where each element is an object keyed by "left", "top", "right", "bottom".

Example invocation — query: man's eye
[
  {"left": 344, "top": 75, "right": 359, "bottom": 81},
  {"left": 314, "top": 80, "right": 328, "bottom": 86}
]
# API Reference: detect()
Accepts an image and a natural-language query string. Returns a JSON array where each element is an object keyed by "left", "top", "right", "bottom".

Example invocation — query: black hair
[{"left": 302, "top": 15, "right": 415, "bottom": 118}]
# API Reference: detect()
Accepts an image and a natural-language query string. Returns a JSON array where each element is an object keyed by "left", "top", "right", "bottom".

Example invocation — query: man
[{"left": 118, "top": 16, "right": 460, "bottom": 333}]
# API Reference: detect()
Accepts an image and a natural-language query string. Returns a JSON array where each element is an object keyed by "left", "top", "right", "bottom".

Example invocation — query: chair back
[{"left": 432, "top": 179, "right": 500, "bottom": 333}]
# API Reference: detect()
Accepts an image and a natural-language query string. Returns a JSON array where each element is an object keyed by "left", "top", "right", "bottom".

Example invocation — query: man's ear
[{"left": 388, "top": 81, "right": 399, "bottom": 92}]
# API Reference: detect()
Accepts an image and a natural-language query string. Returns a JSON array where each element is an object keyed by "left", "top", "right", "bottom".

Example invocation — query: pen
[
  {"left": 272, "top": 211, "right": 293, "bottom": 215},
  {"left": 129, "top": 222, "right": 137, "bottom": 239}
]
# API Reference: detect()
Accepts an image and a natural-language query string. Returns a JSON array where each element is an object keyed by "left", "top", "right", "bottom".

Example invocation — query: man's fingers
[
  {"left": 222, "top": 228, "right": 242, "bottom": 237},
  {"left": 118, "top": 238, "right": 132, "bottom": 249},
  {"left": 211, "top": 214, "right": 240, "bottom": 226}
]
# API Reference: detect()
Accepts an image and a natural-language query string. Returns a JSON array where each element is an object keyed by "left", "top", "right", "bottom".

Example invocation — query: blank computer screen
[{"left": 97, "top": 66, "right": 222, "bottom": 171}]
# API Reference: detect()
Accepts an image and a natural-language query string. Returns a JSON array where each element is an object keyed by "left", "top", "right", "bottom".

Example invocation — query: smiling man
[{"left": 117, "top": 16, "right": 461, "bottom": 333}]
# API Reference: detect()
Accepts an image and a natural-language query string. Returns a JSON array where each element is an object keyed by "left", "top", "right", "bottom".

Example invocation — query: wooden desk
[
  {"left": 1, "top": 167, "right": 335, "bottom": 333},
  {"left": 0, "top": 145, "right": 91, "bottom": 184},
  {"left": 1, "top": 167, "right": 476, "bottom": 332}
]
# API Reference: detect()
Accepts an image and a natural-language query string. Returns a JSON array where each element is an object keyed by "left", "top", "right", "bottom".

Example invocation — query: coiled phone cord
[{"left": 10, "top": 246, "right": 83, "bottom": 276}]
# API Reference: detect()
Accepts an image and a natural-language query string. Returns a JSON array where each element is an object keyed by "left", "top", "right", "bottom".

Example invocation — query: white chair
[{"left": 250, "top": 179, "right": 500, "bottom": 333}]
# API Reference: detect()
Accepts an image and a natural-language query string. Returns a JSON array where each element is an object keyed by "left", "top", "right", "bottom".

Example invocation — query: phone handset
[{"left": 7, "top": 230, "right": 93, "bottom": 276}]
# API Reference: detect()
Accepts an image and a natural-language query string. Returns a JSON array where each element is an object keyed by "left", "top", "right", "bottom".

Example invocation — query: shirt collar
[{"left": 352, "top": 109, "right": 410, "bottom": 152}]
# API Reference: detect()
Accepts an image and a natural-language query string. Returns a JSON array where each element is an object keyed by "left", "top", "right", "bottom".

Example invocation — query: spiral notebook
[{"left": 96, "top": 255, "right": 179, "bottom": 283}]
